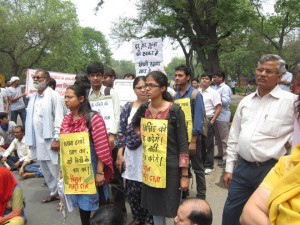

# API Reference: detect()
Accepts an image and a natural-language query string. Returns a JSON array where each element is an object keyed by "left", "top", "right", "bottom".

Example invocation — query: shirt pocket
[{"left": 259, "top": 117, "right": 291, "bottom": 138}]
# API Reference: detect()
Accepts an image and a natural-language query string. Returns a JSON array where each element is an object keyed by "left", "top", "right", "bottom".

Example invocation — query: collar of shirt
[
  {"left": 175, "top": 84, "right": 193, "bottom": 98},
  {"left": 253, "top": 85, "right": 282, "bottom": 99},
  {"left": 89, "top": 85, "right": 107, "bottom": 98}
]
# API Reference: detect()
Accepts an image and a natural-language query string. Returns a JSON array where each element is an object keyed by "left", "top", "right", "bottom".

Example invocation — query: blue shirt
[
  {"left": 213, "top": 82, "right": 232, "bottom": 122},
  {"left": 174, "top": 85, "right": 205, "bottom": 135}
]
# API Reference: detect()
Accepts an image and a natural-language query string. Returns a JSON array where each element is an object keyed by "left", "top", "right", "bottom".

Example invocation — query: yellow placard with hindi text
[
  {"left": 141, "top": 118, "right": 168, "bottom": 188},
  {"left": 60, "top": 132, "right": 96, "bottom": 194},
  {"left": 174, "top": 98, "right": 192, "bottom": 142}
]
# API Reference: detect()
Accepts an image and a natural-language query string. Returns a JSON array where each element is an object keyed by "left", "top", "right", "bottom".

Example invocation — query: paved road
[
  {"left": 15, "top": 95, "right": 244, "bottom": 225},
  {"left": 14, "top": 155, "right": 227, "bottom": 225}
]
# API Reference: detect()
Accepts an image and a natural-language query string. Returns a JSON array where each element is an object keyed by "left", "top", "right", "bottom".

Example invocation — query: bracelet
[
  {"left": 97, "top": 172, "right": 104, "bottom": 175},
  {"left": 181, "top": 175, "right": 189, "bottom": 178}
]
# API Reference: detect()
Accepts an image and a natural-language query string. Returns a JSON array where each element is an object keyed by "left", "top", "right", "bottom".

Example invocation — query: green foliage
[
  {"left": 110, "top": 59, "right": 135, "bottom": 78},
  {"left": 0, "top": 0, "right": 112, "bottom": 77}
]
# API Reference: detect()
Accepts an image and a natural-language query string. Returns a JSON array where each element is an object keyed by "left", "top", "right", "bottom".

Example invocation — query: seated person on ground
[
  {"left": 0, "top": 112, "right": 16, "bottom": 149},
  {"left": 0, "top": 125, "right": 43, "bottom": 179},
  {"left": 0, "top": 167, "right": 26, "bottom": 225}
]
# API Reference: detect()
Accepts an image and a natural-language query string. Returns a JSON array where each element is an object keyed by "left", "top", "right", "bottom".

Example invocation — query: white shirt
[
  {"left": 278, "top": 71, "right": 293, "bottom": 91},
  {"left": 3, "top": 136, "right": 31, "bottom": 162},
  {"left": 226, "top": 85, "right": 296, "bottom": 173},
  {"left": 122, "top": 107, "right": 143, "bottom": 182},
  {"left": 88, "top": 85, "right": 120, "bottom": 134},
  {"left": 199, "top": 86, "right": 221, "bottom": 117}
]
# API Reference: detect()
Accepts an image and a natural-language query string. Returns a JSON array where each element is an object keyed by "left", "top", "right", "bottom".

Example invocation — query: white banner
[
  {"left": 113, "top": 79, "right": 136, "bottom": 106},
  {"left": 89, "top": 97, "right": 114, "bottom": 132},
  {"left": 26, "top": 69, "right": 76, "bottom": 97}
]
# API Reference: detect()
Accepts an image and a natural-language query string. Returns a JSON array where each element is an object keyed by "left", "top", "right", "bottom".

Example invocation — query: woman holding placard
[
  {"left": 116, "top": 76, "right": 153, "bottom": 225},
  {"left": 132, "top": 71, "right": 189, "bottom": 225},
  {"left": 60, "top": 84, "right": 113, "bottom": 225}
]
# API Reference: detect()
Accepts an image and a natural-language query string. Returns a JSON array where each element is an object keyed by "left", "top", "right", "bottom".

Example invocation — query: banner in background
[{"left": 26, "top": 69, "right": 76, "bottom": 97}]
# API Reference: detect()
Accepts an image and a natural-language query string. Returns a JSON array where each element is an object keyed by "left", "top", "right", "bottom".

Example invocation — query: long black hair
[
  {"left": 146, "top": 71, "right": 173, "bottom": 102},
  {"left": 66, "top": 84, "right": 96, "bottom": 128}
]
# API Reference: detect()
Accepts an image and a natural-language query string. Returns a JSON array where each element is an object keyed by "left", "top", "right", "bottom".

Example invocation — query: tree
[
  {"left": 110, "top": 59, "right": 135, "bottom": 78},
  {"left": 110, "top": 0, "right": 256, "bottom": 74},
  {"left": 250, "top": 0, "right": 300, "bottom": 58},
  {"left": 0, "top": 0, "right": 80, "bottom": 77}
]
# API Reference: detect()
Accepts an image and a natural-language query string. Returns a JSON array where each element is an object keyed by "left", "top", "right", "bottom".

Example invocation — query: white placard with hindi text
[{"left": 89, "top": 97, "right": 114, "bottom": 132}]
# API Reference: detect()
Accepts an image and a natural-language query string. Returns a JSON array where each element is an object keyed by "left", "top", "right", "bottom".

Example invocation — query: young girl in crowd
[
  {"left": 132, "top": 71, "right": 189, "bottom": 225},
  {"left": 116, "top": 76, "right": 153, "bottom": 225},
  {"left": 60, "top": 85, "right": 113, "bottom": 225},
  {"left": 0, "top": 167, "right": 25, "bottom": 225}
]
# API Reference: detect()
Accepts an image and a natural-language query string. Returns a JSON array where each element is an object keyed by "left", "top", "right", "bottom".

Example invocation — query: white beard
[{"left": 33, "top": 80, "right": 47, "bottom": 90}]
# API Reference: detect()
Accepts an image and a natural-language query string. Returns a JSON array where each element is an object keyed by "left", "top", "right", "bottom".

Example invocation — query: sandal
[{"left": 41, "top": 195, "right": 60, "bottom": 203}]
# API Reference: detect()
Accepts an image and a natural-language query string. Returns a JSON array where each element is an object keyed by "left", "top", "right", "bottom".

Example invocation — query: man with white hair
[
  {"left": 6, "top": 76, "right": 26, "bottom": 125},
  {"left": 222, "top": 54, "right": 296, "bottom": 225},
  {"left": 25, "top": 69, "right": 65, "bottom": 203}
]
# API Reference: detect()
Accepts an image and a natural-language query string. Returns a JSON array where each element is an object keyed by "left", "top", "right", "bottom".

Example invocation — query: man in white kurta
[{"left": 25, "top": 69, "right": 65, "bottom": 201}]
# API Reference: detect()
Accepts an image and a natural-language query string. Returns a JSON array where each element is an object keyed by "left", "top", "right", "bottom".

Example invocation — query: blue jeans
[
  {"left": 10, "top": 108, "right": 26, "bottom": 126},
  {"left": 25, "top": 163, "right": 43, "bottom": 177}
]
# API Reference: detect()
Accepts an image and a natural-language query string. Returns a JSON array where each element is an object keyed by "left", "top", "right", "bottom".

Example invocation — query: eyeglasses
[
  {"left": 256, "top": 68, "right": 277, "bottom": 75},
  {"left": 145, "top": 84, "right": 160, "bottom": 89},
  {"left": 135, "top": 86, "right": 146, "bottom": 90},
  {"left": 32, "top": 76, "right": 46, "bottom": 80}
]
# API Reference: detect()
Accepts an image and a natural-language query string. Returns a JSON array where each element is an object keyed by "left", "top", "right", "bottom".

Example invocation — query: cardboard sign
[
  {"left": 141, "top": 118, "right": 168, "bottom": 188},
  {"left": 174, "top": 98, "right": 192, "bottom": 142},
  {"left": 89, "top": 96, "right": 114, "bottom": 132},
  {"left": 60, "top": 132, "right": 96, "bottom": 194}
]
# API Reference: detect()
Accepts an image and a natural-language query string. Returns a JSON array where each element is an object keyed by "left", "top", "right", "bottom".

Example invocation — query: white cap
[{"left": 9, "top": 76, "right": 20, "bottom": 84}]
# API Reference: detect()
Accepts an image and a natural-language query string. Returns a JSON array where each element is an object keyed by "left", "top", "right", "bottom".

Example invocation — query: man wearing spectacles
[
  {"left": 222, "top": 54, "right": 296, "bottom": 225},
  {"left": 25, "top": 69, "right": 65, "bottom": 203}
]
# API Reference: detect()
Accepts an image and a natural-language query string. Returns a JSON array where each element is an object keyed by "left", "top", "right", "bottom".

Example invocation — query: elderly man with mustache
[{"left": 221, "top": 54, "right": 297, "bottom": 225}]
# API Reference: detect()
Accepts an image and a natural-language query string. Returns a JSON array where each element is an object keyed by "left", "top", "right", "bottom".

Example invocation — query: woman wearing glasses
[
  {"left": 132, "top": 71, "right": 189, "bottom": 225},
  {"left": 116, "top": 76, "right": 153, "bottom": 225}
]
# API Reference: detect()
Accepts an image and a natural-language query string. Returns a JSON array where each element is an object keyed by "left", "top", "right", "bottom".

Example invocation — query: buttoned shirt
[
  {"left": 199, "top": 86, "right": 222, "bottom": 117},
  {"left": 213, "top": 82, "right": 232, "bottom": 122},
  {"left": 174, "top": 85, "right": 205, "bottom": 135},
  {"left": 226, "top": 85, "right": 296, "bottom": 173},
  {"left": 3, "top": 136, "right": 31, "bottom": 162},
  {"left": 88, "top": 85, "right": 120, "bottom": 134}
]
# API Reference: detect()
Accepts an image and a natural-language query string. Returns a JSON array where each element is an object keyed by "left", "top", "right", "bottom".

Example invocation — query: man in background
[
  {"left": 213, "top": 71, "right": 232, "bottom": 166},
  {"left": 103, "top": 67, "right": 117, "bottom": 88},
  {"left": 6, "top": 76, "right": 26, "bottom": 126},
  {"left": 278, "top": 63, "right": 293, "bottom": 92}
]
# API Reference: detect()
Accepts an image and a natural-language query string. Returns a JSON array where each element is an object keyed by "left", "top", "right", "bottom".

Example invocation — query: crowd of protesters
[{"left": 1, "top": 54, "right": 300, "bottom": 225}]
